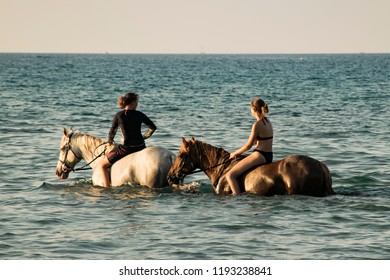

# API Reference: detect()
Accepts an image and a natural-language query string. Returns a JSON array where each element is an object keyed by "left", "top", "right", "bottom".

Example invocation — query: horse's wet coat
[
  {"left": 168, "top": 138, "right": 334, "bottom": 196},
  {"left": 55, "top": 128, "right": 175, "bottom": 188}
]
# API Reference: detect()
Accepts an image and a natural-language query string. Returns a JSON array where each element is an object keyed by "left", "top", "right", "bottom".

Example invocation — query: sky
[{"left": 1, "top": 0, "right": 389, "bottom": 54}]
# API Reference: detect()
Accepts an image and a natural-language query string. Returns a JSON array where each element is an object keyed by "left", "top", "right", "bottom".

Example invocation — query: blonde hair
[
  {"left": 118, "top": 92, "right": 138, "bottom": 109},
  {"left": 251, "top": 98, "right": 269, "bottom": 118}
]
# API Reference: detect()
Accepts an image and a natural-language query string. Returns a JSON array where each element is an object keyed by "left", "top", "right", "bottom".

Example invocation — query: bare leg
[
  {"left": 226, "top": 153, "right": 265, "bottom": 195},
  {"left": 97, "top": 157, "right": 112, "bottom": 187}
]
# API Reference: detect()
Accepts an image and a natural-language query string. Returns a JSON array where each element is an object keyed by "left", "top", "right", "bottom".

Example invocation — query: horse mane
[
  {"left": 188, "top": 139, "right": 232, "bottom": 186},
  {"left": 191, "top": 139, "right": 230, "bottom": 162},
  {"left": 72, "top": 131, "right": 106, "bottom": 151}
]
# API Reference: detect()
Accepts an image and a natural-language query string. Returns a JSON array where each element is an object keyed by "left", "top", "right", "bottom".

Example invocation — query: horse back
[
  {"left": 240, "top": 155, "right": 333, "bottom": 196},
  {"left": 110, "top": 147, "right": 175, "bottom": 188},
  {"left": 278, "top": 155, "right": 332, "bottom": 196},
  {"left": 241, "top": 160, "right": 287, "bottom": 195}
]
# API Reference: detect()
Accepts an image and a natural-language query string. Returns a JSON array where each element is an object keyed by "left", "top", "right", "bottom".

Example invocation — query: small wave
[
  {"left": 172, "top": 181, "right": 201, "bottom": 191},
  {"left": 336, "top": 191, "right": 369, "bottom": 197},
  {"left": 36, "top": 55, "right": 53, "bottom": 59},
  {"left": 0, "top": 232, "right": 17, "bottom": 240},
  {"left": 32, "top": 217, "right": 67, "bottom": 225},
  {"left": 0, "top": 126, "right": 48, "bottom": 134},
  {"left": 40, "top": 179, "right": 93, "bottom": 189},
  {"left": 40, "top": 180, "right": 170, "bottom": 200},
  {"left": 335, "top": 184, "right": 389, "bottom": 197},
  {"left": 339, "top": 174, "right": 383, "bottom": 185}
]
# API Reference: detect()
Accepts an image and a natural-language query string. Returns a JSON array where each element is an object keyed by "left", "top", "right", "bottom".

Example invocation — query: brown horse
[{"left": 167, "top": 138, "right": 334, "bottom": 196}]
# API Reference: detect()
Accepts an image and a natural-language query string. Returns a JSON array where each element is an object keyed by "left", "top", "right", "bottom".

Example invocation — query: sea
[{"left": 0, "top": 53, "right": 389, "bottom": 260}]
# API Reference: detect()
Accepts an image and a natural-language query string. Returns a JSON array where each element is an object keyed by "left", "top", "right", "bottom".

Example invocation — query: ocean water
[{"left": 0, "top": 53, "right": 389, "bottom": 260}]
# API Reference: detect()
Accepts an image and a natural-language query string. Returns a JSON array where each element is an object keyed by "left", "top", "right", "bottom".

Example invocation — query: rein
[
  {"left": 184, "top": 159, "right": 232, "bottom": 175},
  {"left": 72, "top": 142, "right": 108, "bottom": 172},
  {"left": 181, "top": 141, "right": 233, "bottom": 176},
  {"left": 60, "top": 132, "right": 108, "bottom": 172}
]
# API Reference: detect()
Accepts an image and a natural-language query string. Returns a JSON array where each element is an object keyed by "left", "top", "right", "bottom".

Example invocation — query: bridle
[
  {"left": 172, "top": 144, "right": 232, "bottom": 181},
  {"left": 59, "top": 132, "right": 82, "bottom": 173},
  {"left": 59, "top": 132, "right": 107, "bottom": 173},
  {"left": 173, "top": 152, "right": 196, "bottom": 181}
]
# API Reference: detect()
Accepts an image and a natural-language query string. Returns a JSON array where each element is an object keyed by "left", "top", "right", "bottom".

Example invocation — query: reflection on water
[{"left": 41, "top": 180, "right": 168, "bottom": 201}]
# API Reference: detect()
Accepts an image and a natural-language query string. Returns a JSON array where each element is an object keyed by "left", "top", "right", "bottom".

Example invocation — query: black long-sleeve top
[{"left": 108, "top": 109, "right": 157, "bottom": 146}]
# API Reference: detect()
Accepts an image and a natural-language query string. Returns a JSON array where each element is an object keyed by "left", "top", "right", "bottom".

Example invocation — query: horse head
[
  {"left": 167, "top": 137, "right": 200, "bottom": 186},
  {"left": 55, "top": 127, "right": 83, "bottom": 179}
]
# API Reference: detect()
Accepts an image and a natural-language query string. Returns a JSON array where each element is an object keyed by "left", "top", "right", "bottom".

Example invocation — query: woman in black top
[{"left": 97, "top": 92, "right": 156, "bottom": 187}]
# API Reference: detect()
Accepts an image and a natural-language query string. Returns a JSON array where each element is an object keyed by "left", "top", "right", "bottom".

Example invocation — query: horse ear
[
  {"left": 63, "top": 127, "right": 68, "bottom": 136},
  {"left": 182, "top": 137, "right": 189, "bottom": 148},
  {"left": 191, "top": 137, "right": 195, "bottom": 141}
]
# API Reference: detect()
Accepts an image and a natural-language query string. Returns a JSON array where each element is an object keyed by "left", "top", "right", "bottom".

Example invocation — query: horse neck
[
  {"left": 73, "top": 133, "right": 106, "bottom": 168},
  {"left": 195, "top": 141, "right": 230, "bottom": 184}
]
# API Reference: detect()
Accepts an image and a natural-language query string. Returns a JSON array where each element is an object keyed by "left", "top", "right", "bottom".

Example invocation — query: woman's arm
[
  {"left": 141, "top": 113, "right": 157, "bottom": 140},
  {"left": 143, "top": 127, "right": 156, "bottom": 139},
  {"left": 230, "top": 123, "right": 258, "bottom": 158},
  {"left": 108, "top": 115, "right": 119, "bottom": 144}
]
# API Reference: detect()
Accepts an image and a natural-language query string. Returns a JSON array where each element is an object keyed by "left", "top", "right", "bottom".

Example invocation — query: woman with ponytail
[
  {"left": 226, "top": 98, "right": 273, "bottom": 195},
  {"left": 97, "top": 92, "right": 157, "bottom": 187}
]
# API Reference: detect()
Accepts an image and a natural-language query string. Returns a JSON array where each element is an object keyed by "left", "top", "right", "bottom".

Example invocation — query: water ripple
[{"left": 1, "top": 53, "right": 389, "bottom": 259}]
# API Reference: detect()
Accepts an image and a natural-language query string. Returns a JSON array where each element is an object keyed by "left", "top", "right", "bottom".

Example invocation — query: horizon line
[{"left": 1, "top": 51, "right": 389, "bottom": 55}]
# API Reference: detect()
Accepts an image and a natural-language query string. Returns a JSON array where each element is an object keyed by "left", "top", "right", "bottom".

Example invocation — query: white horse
[{"left": 55, "top": 128, "right": 175, "bottom": 188}]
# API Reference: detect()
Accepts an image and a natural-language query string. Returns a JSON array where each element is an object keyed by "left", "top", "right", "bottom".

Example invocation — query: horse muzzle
[
  {"left": 167, "top": 173, "right": 185, "bottom": 185},
  {"left": 55, "top": 164, "right": 71, "bottom": 179},
  {"left": 55, "top": 169, "right": 69, "bottom": 179}
]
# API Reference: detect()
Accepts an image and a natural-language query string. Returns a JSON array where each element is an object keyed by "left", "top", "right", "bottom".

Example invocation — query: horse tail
[{"left": 320, "top": 162, "right": 335, "bottom": 195}]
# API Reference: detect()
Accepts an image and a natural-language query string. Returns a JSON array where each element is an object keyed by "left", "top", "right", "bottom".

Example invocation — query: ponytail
[
  {"left": 118, "top": 92, "right": 138, "bottom": 109},
  {"left": 251, "top": 98, "right": 269, "bottom": 117}
]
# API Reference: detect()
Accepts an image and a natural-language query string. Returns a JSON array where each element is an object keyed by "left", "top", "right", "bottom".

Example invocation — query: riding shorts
[
  {"left": 253, "top": 150, "right": 273, "bottom": 164},
  {"left": 107, "top": 143, "right": 146, "bottom": 164}
]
